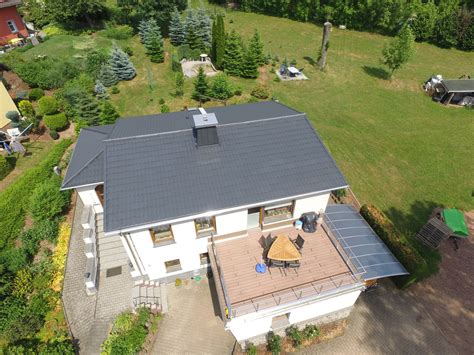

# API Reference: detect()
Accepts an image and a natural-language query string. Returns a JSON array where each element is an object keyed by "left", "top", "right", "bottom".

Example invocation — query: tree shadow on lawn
[
  {"left": 303, "top": 56, "right": 317, "bottom": 66},
  {"left": 362, "top": 65, "right": 390, "bottom": 80}
]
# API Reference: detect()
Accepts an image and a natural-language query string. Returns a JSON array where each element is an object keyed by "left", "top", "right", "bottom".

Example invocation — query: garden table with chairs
[{"left": 267, "top": 235, "right": 301, "bottom": 261}]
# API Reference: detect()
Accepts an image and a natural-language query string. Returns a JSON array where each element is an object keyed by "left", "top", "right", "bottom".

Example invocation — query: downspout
[{"left": 120, "top": 233, "right": 147, "bottom": 277}]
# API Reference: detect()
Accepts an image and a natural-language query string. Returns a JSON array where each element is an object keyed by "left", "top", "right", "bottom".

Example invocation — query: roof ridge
[
  {"left": 82, "top": 126, "right": 110, "bottom": 135},
  {"left": 61, "top": 150, "right": 103, "bottom": 188},
  {"left": 104, "top": 113, "right": 307, "bottom": 143}
]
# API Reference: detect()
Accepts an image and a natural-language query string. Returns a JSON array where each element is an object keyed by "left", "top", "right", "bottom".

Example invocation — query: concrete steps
[{"left": 132, "top": 281, "right": 162, "bottom": 311}]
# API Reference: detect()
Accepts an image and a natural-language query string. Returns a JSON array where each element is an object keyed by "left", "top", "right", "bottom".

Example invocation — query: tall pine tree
[
  {"left": 109, "top": 43, "right": 136, "bottom": 81},
  {"left": 196, "top": 8, "right": 212, "bottom": 49},
  {"left": 223, "top": 30, "right": 243, "bottom": 76},
  {"left": 241, "top": 46, "right": 258, "bottom": 78},
  {"left": 184, "top": 10, "right": 203, "bottom": 51},
  {"left": 75, "top": 92, "right": 100, "bottom": 126},
  {"left": 138, "top": 19, "right": 150, "bottom": 43},
  {"left": 99, "top": 100, "right": 120, "bottom": 125},
  {"left": 169, "top": 7, "right": 185, "bottom": 46},
  {"left": 144, "top": 22, "right": 165, "bottom": 63},
  {"left": 211, "top": 14, "right": 225, "bottom": 70},
  {"left": 192, "top": 66, "right": 209, "bottom": 101},
  {"left": 248, "top": 29, "right": 265, "bottom": 66},
  {"left": 97, "top": 62, "right": 118, "bottom": 87}
]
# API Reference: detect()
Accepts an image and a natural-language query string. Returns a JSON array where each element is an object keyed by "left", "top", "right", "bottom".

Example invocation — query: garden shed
[
  {"left": 0, "top": 80, "right": 18, "bottom": 128},
  {"left": 433, "top": 79, "right": 474, "bottom": 105}
]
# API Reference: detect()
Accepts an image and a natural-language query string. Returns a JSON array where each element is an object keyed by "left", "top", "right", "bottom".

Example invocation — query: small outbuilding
[{"left": 432, "top": 79, "right": 474, "bottom": 105}]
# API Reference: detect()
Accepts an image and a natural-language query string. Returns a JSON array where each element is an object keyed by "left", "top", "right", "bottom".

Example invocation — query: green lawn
[{"left": 16, "top": 7, "right": 474, "bottom": 236}]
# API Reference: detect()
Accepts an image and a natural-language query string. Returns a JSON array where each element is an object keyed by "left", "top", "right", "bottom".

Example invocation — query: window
[
  {"left": 195, "top": 217, "right": 215, "bottom": 237},
  {"left": 150, "top": 225, "right": 174, "bottom": 246},
  {"left": 165, "top": 259, "right": 181, "bottom": 273},
  {"left": 7, "top": 20, "right": 18, "bottom": 33},
  {"left": 200, "top": 252, "right": 210, "bottom": 266},
  {"left": 263, "top": 201, "right": 294, "bottom": 224}
]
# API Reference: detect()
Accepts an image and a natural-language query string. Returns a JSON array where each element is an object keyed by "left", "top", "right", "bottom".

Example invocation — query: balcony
[{"left": 209, "top": 222, "right": 364, "bottom": 318}]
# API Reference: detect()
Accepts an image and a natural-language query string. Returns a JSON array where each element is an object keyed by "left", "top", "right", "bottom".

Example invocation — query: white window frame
[{"left": 7, "top": 20, "right": 18, "bottom": 33}]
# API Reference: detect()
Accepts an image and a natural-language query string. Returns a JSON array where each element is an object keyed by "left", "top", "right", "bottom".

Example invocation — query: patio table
[{"left": 267, "top": 235, "right": 301, "bottom": 261}]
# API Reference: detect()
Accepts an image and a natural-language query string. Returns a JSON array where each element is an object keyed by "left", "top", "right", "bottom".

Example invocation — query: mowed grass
[{"left": 20, "top": 8, "right": 473, "bottom": 236}]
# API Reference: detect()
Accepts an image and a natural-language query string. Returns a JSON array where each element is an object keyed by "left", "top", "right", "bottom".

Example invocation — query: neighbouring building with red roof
[{"left": 0, "top": 0, "right": 28, "bottom": 46}]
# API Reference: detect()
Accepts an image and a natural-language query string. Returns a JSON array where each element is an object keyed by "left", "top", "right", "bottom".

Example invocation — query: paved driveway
[{"left": 151, "top": 276, "right": 235, "bottom": 355}]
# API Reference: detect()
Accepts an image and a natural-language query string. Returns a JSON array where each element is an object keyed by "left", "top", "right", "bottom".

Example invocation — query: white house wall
[
  {"left": 293, "top": 193, "right": 330, "bottom": 218},
  {"left": 227, "top": 289, "right": 361, "bottom": 342},
  {"left": 76, "top": 185, "right": 103, "bottom": 213},
  {"left": 215, "top": 210, "right": 248, "bottom": 235},
  {"left": 129, "top": 221, "right": 208, "bottom": 280}
]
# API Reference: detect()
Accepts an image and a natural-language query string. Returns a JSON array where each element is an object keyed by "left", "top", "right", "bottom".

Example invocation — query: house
[
  {"left": 0, "top": 0, "right": 28, "bottom": 46},
  {"left": 0, "top": 80, "right": 18, "bottom": 128},
  {"left": 62, "top": 101, "right": 407, "bottom": 344}
]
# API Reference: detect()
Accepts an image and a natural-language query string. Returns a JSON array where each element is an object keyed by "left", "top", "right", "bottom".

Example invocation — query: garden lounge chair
[{"left": 294, "top": 235, "right": 305, "bottom": 252}]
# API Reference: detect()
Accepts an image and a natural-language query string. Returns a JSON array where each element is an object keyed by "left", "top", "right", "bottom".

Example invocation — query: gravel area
[{"left": 408, "top": 211, "right": 474, "bottom": 355}]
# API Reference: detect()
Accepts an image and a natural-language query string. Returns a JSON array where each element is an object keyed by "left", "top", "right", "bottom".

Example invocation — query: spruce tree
[
  {"left": 75, "top": 92, "right": 100, "bottom": 126},
  {"left": 223, "top": 30, "right": 243, "bottom": 76},
  {"left": 196, "top": 8, "right": 212, "bottom": 49},
  {"left": 146, "top": 30, "right": 165, "bottom": 63},
  {"left": 211, "top": 14, "right": 225, "bottom": 69},
  {"left": 98, "top": 62, "right": 118, "bottom": 87},
  {"left": 109, "top": 43, "right": 136, "bottom": 81},
  {"left": 94, "top": 80, "right": 109, "bottom": 100},
  {"left": 192, "top": 66, "right": 209, "bottom": 101},
  {"left": 143, "top": 19, "right": 161, "bottom": 48},
  {"left": 184, "top": 10, "right": 202, "bottom": 51},
  {"left": 249, "top": 29, "right": 265, "bottom": 66},
  {"left": 169, "top": 7, "right": 185, "bottom": 46},
  {"left": 138, "top": 19, "right": 150, "bottom": 43},
  {"left": 99, "top": 100, "right": 119, "bottom": 125},
  {"left": 241, "top": 46, "right": 258, "bottom": 79},
  {"left": 175, "top": 72, "right": 185, "bottom": 97}
]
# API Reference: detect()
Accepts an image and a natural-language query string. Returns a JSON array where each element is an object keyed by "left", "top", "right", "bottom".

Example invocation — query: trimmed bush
[
  {"left": 28, "top": 88, "right": 45, "bottom": 101},
  {"left": 0, "top": 139, "right": 72, "bottom": 248},
  {"left": 251, "top": 84, "right": 270, "bottom": 99},
  {"left": 44, "top": 113, "right": 68, "bottom": 131},
  {"left": 267, "top": 331, "right": 281, "bottom": 354},
  {"left": 286, "top": 325, "right": 303, "bottom": 347},
  {"left": 302, "top": 324, "right": 320, "bottom": 340},
  {"left": 38, "top": 96, "right": 59, "bottom": 115},
  {"left": 28, "top": 176, "right": 70, "bottom": 223},
  {"left": 360, "top": 204, "right": 429, "bottom": 288},
  {"left": 102, "top": 25, "right": 134, "bottom": 40},
  {"left": 49, "top": 129, "right": 59, "bottom": 140},
  {"left": 0, "top": 155, "right": 15, "bottom": 180},
  {"left": 5, "top": 110, "right": 20, "bottom": 121}
]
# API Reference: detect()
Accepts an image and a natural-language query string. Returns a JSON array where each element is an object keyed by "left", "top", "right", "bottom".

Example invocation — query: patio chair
[
  {"left": 269, "top": 259, "right": 286, "bottom": 276},
  {"left": 264, "top": 233, "right": 274, "bottom": 250},
  {"left": 286, "top": 260, "right": 300, "bottom": 274},
  {"left": 294, "top": 235, "right": 305, "bottom": 252}
]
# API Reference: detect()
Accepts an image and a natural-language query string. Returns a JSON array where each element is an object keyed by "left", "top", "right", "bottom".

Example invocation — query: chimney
[{"left": 193, "top": 109, "right": 219, "bottom": 147}]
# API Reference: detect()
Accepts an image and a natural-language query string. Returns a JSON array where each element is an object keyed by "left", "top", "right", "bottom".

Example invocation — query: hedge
[
  {"left": 360, "top": 204, "right": 429, "bottom": 288},
  {"left": 0, "top": 139, "right": 72, "bottom": 249},
  {"left": 44, "top": 113, "right": 68, "bottom": 131},
  {"left": 0, "top": 155, "right": 15, "bottom": 180}
]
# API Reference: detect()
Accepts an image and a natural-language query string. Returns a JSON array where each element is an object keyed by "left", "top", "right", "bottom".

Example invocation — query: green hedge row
[
  {"left": 360, "top": 204, "right": 430, "bottom": 288},
  {"left": 0, "top": 139, "right": 72, "bottom": 249}
]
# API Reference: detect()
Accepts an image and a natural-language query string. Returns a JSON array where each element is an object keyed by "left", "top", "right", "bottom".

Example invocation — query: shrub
[
  {"left": 12, "top": 269, "right": 33, "bottom": 298},
  {"left": 38, "top": 96, "right": 59, "bottom": 115},
  {"left": 28, "top": 176, "right": 70, "bottom": 223},
  {"left": 111, "top": 86, "right": 120, "bottom": 94},
  {"left": 332, "top": 188, "right": 347, "bottom": 200},
  {"left": 267, "top": 331, "right": 281, "bottom": 354},
  {"left": 5, "top": 110, "right": 20, "bottom": 121},
  {"left": 44, "top": 113, "right": 68, "bottom": 131},
  {"left": 251, "top": 84, "right": 270, "bottom": 99},
  {"left": 171, "top": 54, "right": 181, "bottom": 72},
  {"left": 123, "top": 46, "right": 134, "bottom": 57},
  {"left": 360, "top": 204, "right": 429, "bottom": 288},
  {"left": 159, "top": 98, "right": 165, "bottom": 105},
  {"left": 274, "top": 76, "right": 281, "bottom": 82},
  {"left": 0, "top": 139, "right": 71, "bottom": 248},
  {"left": 0, "top": 155, "right": 14, "bottom": 180},
  {"left": 18, "top": 100, "right": 35, "bottom": 119},
  {"left": 51, "top": 222, "right": 71, "bottom": 292},
  {"left": 302, "top": 324, "right": 320, "bottom": 340},
  {"left": 102, "top": 25, "right": 134, "bottom": 40},
  {"left": 246, "top": 342, "right": 257, "bottom": 355},
  {"left": 210, "top": 73, "right": 234, "bottom": 100},
  {"left": 49, "top": 129, "right": 59, "bottom": 140},
  {"left": 234, "top": 88, "right": 242, "bottom": 96},
  {"left": 28, "top": 88, "right": 45, "bottom": 101},
  {"left": 160, "top": 104, "right": 170, "bottom": 113},
  {"left": 286, "top": 325, "right": 303, "bottom": 347}
]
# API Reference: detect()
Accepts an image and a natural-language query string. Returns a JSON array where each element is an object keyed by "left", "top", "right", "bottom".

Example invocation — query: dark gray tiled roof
[
  {"left": 104, "top": 112, "right": 347, "bottom": 233},
  {"left": 62, "top": 101, "right": 348, "bottom": 233},
  {"left": 62, "top": 126, "right": 112, "bottom": 188}
]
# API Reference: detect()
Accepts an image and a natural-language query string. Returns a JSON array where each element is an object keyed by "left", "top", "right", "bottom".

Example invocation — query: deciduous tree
[{"left": 381, "top": 25, "right": 415, "bottom": 77}]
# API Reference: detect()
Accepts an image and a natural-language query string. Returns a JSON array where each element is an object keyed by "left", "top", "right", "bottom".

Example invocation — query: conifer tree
[
  {"left": 196, "top": 8, "right": 212, "bottom": 49},
  {"left": 145, "top": 29, "right": 165, "bottom": 63},
  {"left": 99, "top": 100, "right": 120, "bottom": 125},
  {"left": 223, "top": 30, "right": 243, "bottom": 76},
  {"left": 184, "top": 10, "right": 202, "bottom": 50},
  {"left": 143, "top": 19, "right": 160, "bottom": 48},
  {"left": 169, "top": 7, "right": 185, "bottom": 46},
  {"left": 94, "top": 80, "right": 109, "bottom": 100},
  {"left": 138, "top": 19, "right": 150, "bottom": 43},
  {"left": 248, "top": 29, "right": 265, "bottom": 66},
  {"left": 241, "top": 46, "right": 258, "bottom": 78},
  {"left": 192, "top": 66, "right": 209, "bottom": 101},
  {"left": 97, "top": 62, "right": 118, "bottom": 87},
  {"left": 109, "top": 43, "right": 136, "bottom": 81},
  {"left": 175, "top": 72, "right": 185, "bottom": 97},
  {"left": 211, "top": 14, "right": 225, "bottom": 69},
  {"left": 75, "top": 92, "right": 100, "bottom": 126}
]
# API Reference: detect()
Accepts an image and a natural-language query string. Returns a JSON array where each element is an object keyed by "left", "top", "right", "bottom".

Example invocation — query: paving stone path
[{"left": 62, "top": 198, "right": 134, "bottom": 354}]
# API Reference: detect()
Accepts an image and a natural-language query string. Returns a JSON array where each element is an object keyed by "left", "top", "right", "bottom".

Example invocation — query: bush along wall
[{"left": 360, "top": 204, "right": 431, "bottom": 288}]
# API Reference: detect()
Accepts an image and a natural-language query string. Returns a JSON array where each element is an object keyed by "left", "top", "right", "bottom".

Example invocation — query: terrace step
[{"left": 132, "top": 282, "right": 162, "bottom": 311}]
